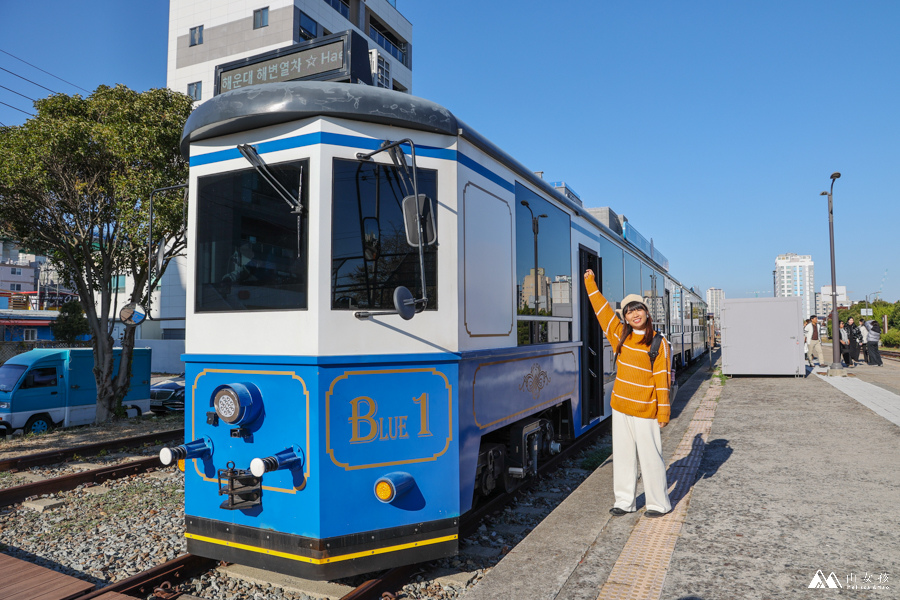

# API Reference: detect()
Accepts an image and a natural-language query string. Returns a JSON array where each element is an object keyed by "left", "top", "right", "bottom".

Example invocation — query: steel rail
[
  {"left": 74, "top": 553, "right": 216, "bottom": 600},
  {"left": 0, "top": 455, "right": 162, "bottom": 508},
  {"left": 0, "top": 428, "right": 184, "bottom": 472}
]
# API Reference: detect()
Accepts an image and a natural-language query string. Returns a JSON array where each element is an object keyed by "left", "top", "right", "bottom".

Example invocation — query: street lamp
[
  {"left": 864, "top": 292, "right": 879, "bottom": 319},
  {"left": 520, "top": 200, "right": 547, "bottom": 340},
  {"left": 820, "top": 172, "right": 842, "bottom": 373}
]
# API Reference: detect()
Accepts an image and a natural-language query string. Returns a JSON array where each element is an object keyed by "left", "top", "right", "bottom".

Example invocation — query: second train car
[{"left": 162, "top": 81, "right": 708, "bottom": 579}]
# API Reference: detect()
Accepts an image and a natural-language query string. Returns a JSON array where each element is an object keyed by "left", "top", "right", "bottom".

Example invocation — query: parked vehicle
[
  {"left": 0, "top": 348, "right": 151, "bottom": 435},
  {"left": 150, "top": 379, "right": 186, "bottom": 413}
]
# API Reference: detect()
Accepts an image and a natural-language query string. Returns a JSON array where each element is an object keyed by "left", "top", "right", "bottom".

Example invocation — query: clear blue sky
[{"left": 1, "top": 1, "right": 897, "bottom": 303}]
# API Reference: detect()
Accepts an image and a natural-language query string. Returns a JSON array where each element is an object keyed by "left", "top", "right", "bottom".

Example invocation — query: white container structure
[{"left": 721, "top": 297, "right": 806, "bottom": 376}]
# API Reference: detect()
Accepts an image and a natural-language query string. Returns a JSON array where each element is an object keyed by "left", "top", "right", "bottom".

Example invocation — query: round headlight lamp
[{"left": 212, "top": 383, "right": 263, "bottom": 426}]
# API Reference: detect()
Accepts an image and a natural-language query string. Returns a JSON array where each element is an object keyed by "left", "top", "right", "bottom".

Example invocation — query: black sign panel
[{"left": 215, "top": 30, "right": 372, "bottom": 95}]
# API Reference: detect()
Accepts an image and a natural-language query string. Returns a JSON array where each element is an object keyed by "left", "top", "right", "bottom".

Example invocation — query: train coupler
[{"left": 217, "top": 461, "right": 262, "bottom": 510}]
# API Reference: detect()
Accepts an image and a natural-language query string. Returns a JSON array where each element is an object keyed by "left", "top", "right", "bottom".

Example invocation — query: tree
[
  {"left": 50, "top": 300, "right": 91, "bottom": 345},
  {"left": 0, "top": 85, "right": 192, "bottom": 423}
]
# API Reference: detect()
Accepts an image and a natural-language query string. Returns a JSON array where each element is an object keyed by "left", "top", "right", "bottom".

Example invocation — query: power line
[
  {"left": 0, "top": 65, "right": 58, "bottom": 95},
  {"left": 0, "top": 100, "right": 34, "bottom": 116},
  {"left": 0, "top": 84, "right": 35, "bottom": 102},
  {"left": 0, "top": 48, "right": 89, "bottom": 93}
]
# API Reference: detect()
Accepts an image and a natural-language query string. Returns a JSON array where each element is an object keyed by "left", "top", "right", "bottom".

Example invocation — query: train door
[
  {"left": 665, "top": 288, "right": 672, "bottom": 342},
  {"left": 579, "top": 247, "right": 602, "bottom": 426}
]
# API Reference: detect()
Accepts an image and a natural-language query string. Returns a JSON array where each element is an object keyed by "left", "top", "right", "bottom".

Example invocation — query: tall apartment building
[
  {"left": 774, "top": 253, "right": 815, "bottom": 318},
  {"left": 705, "top": 287, "right": 724, "bottom": 327},
  {"left": 167, "top": 0, "right": 412, "bottom": 104}
]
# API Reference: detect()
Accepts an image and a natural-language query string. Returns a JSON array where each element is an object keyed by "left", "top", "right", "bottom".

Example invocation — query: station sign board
[{"left": 214, "top": 30, "right": 372, "bottom": 95}]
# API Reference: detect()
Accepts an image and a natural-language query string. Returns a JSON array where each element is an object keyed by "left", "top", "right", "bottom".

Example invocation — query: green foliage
[
  {"left": 882, "top": 329, "right": 900, "bottom": 348},
  {"left": 50, "top": 300, "right": 91, "bottom": 345},
  {"left": 0, "top": 84, "right": 193, "bottom": 423}
]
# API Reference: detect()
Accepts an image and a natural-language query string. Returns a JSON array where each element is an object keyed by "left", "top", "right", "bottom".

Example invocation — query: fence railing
[{"left": 0, "top": 340, "right": 90, "bottom": 364}]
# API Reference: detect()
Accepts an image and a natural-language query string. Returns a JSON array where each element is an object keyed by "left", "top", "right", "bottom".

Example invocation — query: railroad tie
[{"left": 596, "top": 378, "right": 723, "bottom": 600}]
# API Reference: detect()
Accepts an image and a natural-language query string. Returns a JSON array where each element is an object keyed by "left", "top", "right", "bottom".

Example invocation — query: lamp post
[
  {"left": 820, "top": 172, "right": 842, "bottom": 374},
  {"left": 520, "top": 200, "right": 547, "bottom": 340}
]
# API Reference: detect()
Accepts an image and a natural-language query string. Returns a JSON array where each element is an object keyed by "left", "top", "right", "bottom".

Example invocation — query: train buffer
[{"left": 466, "top": 357, "right": 900, "bottom": 599}]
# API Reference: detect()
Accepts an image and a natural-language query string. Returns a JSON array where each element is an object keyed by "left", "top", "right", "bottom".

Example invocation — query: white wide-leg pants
[{"left": 612, "top": 409, "right": 672, "bottom": 513}]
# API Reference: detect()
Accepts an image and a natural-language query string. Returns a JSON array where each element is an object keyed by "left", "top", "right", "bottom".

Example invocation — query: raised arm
[{"left": 583, "top": 269, "right": 623, "bottom": 347}]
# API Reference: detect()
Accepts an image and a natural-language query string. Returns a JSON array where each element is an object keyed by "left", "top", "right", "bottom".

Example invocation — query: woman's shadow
[{"left": 667, "top": 436, "right": 733, "bottom": 506}]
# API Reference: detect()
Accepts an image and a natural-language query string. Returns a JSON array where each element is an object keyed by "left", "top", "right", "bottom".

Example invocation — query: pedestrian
[
  {"left": 803, "top": 319, "right": 811, "bottom": 365},
  {"left": 583, "top": 269, "right": 672, "bottom": 518},
  {"left": 859, "top": 320, "right": 869, "bottom": 364},
  {"left": 839, "top": 320, "right": 852, "bottom": 367},
  {"left": 804, "top": 315, "right": 826, "bottom": 367},
  {"left": 847, "top": 317, "right": 861, "bottom": 365},
  {"left": 864, "top": 320, "right": 884, "bottom": 366}
]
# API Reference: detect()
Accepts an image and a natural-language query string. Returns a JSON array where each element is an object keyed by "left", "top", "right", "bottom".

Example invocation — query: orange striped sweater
[{"left": 584, "top": 273, "right": 671, "bottom": 424}]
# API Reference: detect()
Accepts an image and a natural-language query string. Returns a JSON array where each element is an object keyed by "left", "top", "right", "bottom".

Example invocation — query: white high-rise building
[
  {"left": 167, "top": 0, "right": 413, "bottom": 105},
  {"left": 706, "top": 288, "right": 724, "bottom": 328},
  {"left": 775, "top": 253, "right": 815, "bottom": 318}
]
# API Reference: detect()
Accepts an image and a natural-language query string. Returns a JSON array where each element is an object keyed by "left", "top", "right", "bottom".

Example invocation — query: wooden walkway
[{"left": 0, "top": 553, "right": 95, "bottom": 600}]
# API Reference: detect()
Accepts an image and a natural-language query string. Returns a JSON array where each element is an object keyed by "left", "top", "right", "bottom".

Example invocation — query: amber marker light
[
  {"left": 374, "top": 472, "right": 415, "bottom": 504},
  {"left": 177, "top": 459, "right": 186, "bottom": 472},
  {"left": 375, "top": 479, "right": 395, "bottom": 503}
]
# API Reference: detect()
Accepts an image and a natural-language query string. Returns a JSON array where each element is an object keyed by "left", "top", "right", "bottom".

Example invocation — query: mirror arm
[{"left": 146, "top": 183, "right": 188, "bottom": 322}]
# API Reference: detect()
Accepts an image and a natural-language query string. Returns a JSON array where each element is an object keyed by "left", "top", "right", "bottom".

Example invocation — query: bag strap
[{"left": 648, "top": 332, "right": 663, "bottom": 368}]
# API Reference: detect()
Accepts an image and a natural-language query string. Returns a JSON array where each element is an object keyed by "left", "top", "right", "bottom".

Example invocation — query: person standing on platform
[
  {"left": 583, "top": 269, "right": 672, "bottom": 518},
  {"left": 865, "top": 320, "right": 884, "bottom": 366},
  {"left": 839, "top": 320, "right": 852, "bottom": 367},
  {"left": 805, "top": 315, "right": 825, "bottom": 367},
  {"left": 847, "top": 317, "right": 861, "bottom": 365},
  {"left": 859, "top": 320, "right": 869, "bottom": 364}
]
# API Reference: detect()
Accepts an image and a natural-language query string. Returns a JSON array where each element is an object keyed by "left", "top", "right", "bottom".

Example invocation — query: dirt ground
[{"left": 0, "top": 411, "right": 183, "bottom": 461}]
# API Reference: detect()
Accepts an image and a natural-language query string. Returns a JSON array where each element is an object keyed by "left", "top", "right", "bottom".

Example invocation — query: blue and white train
[{"left": 162, "top": 81, "right": 708, "bottom": 580}]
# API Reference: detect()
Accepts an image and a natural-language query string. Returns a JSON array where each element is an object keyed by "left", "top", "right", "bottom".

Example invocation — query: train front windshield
[
  {"left": 195, "top": 160, "right": 309, "bottom": 312},
  {"left": 330, "top": 159, "right": 437, "bottom": 311}
]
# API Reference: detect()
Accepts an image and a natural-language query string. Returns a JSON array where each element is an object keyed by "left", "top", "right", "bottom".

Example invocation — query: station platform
[{"left": 464, "top": 353, "right": 899, "bottom": 600}]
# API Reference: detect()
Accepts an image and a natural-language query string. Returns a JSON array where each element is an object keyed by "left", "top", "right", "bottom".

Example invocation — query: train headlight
[
  {"left": 212, "top": 383, "right": 263, "bottom": 426},
  {"left": 374, "top": 472, "right": 415, "bottom": 504}
]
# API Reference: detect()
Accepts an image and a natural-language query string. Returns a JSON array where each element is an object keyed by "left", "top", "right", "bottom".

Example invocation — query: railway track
[{"left": 0, "top": 428, "right": 184, "bottom": 472}]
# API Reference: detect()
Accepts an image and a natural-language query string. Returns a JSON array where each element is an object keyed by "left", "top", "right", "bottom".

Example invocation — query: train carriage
[{"left": 164, "top": 81, "right": 707, "bottom": 580}]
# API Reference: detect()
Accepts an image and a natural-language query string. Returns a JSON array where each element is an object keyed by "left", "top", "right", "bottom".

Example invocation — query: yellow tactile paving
[{"left": 596, "top": 378, "right": 724, "bottom": 600}]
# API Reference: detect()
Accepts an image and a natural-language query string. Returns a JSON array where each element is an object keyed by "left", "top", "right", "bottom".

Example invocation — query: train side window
[
  {"left": 331, "top": 159, "right": 438, "bottom": 311},
  {"left": 515, "top": 183, "right": 571, "bottom": 345}
]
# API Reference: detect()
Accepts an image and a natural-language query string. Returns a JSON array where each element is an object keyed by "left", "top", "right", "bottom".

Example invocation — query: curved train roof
[{"left": 181, "top": 82, "right": 704, "bottom": 300}]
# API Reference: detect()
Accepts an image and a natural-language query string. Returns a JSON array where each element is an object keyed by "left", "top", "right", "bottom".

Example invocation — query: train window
[
  {"left": 597, "top": 237, "right": 623, "bottom": 304},
  {"left": 194, "top": 159, "right": 309, "bottom": 312},
  {"left": 331, "top": 159, "right": 438, "bottom": 311},
  {"left": 515, "top": 183, "right": 571, "bottom": 345},
  {"left": 624, "top": 253, "right": 641, "bottom": 300},
  {"left": 645, "top": 268, "right": 666, "bottom": 332}
]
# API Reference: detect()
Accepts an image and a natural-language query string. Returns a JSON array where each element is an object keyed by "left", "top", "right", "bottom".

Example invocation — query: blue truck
[{"left": 0, "top": 348, "right": 151, "bottom": 435}]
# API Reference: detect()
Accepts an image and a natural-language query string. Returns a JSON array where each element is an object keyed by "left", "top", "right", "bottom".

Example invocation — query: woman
[
  {"left": 846, "top": 317, "right": 861, "bottom": 365},
  {"left": 839, "top": 320, "right": 852, "bottom": 367},
  {"left": 865, "top": 320, "right": 883, "bottom": 366},
  {"left": 583, "top": 269, "right": 672, "bottom": 518}
]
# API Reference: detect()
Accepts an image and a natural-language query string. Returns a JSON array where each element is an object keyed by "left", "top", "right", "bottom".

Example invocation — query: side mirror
[
  {"left": 402, "top": 194, "right": 437, "bottom": 246},
  {"left": 393, "top": 286, "right": 416, "bottom": 320},
  {"left": 119, "top": 303, "right": 147, "bottom": 327},
  {"left": 155, "top": 237, "right": 168, "bottom": 274}
]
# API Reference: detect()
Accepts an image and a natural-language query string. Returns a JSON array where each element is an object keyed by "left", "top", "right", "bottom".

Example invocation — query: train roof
[{"left": 181, "top": 82, "right": 703, "bottom": 298}]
